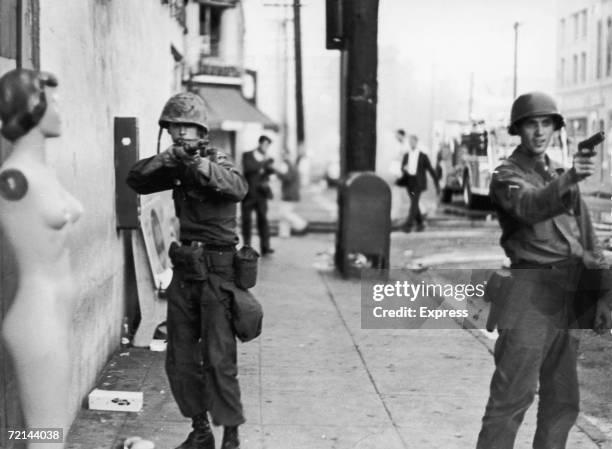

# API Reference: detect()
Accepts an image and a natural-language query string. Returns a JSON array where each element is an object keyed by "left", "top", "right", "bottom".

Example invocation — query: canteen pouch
[
  {"left": 234, "top": 245, "right": 260, "bottom": 290},
  {"left": 168, "top": 241, "right": 208, "bottom": 281}
]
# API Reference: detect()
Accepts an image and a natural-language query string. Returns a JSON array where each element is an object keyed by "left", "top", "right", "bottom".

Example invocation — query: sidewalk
[
  {"left": 66, "top": 234, "right": 599, "bottom": 449},
  {"left": 270, "top": 183, "right": 499, "bottom": 234}
]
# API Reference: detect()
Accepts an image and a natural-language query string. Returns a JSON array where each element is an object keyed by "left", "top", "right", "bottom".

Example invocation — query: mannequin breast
[{"left": 0, "top": 161, "right": 83, "bottom": 281}]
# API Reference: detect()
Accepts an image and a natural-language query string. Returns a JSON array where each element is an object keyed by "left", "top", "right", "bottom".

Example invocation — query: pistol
[{"left": 577, "top": 131, "right": 605, "bottom": 157}]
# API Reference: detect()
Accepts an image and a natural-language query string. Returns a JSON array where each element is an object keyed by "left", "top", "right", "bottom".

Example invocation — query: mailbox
[{"left": 335, "top": 172, "right": 391, "bottom": 277}]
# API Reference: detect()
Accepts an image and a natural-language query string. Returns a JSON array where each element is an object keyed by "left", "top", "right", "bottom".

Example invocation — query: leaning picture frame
[{"left": 139, "top": 191, "right": 178, "bottom": 291}]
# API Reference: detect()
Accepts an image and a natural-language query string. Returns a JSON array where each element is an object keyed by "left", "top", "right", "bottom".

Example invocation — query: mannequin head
[{"left": 0, "top": 69, "right": 59, "bottom": 141}]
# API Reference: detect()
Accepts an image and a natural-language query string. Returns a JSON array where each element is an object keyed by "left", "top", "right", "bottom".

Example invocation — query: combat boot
[
  {"left": 175, "top": 413, "right": 214, "bottom": 449},
  {"left": 221, "top": 426, "right": 240, "bottom": 449}
]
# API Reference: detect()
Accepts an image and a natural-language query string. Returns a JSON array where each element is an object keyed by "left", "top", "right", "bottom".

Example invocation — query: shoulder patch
[{"left": 0, "top": 169, "right": 28, "bottom": 201}]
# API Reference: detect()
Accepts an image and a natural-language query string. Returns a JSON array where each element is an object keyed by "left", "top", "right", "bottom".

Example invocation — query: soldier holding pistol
[
  {"left": 127, "top": 92, "right": 248, "bottom": 449},
  {"left": 477, "top": 92, "right": 612, "bottom": 449}
]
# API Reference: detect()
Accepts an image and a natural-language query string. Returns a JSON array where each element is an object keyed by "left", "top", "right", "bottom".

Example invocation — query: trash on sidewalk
[
  {"left": 313, "top": 248, "right": 335, "bottom": 271},
  {"left": 348, "top": 252, "right": 372, "bottom": 269},
  {"left": 88, "top": 389, "right": 143, "bottom": 412},
  {"left": 123, "top": 436, "right": 155, "bottom": 449},
  {"left": 278, "top": 219, "right": 291, "bottom": 238},
  {"left": 149, "top": 339, "right": 167, "bottom": 352},
  {"left": 403, "top": 262, "right": 428, "bottom": 273}
]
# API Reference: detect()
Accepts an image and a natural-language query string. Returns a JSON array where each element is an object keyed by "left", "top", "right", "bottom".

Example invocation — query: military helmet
[
  {"left": 0, "top": 69, "right": 58, "bottom": 141},
  {"left": 508, "top": 92, "right": 565, "bottom": 136},
  {"left": 158, "top": 92, "right": 209, "bottom": 132}
]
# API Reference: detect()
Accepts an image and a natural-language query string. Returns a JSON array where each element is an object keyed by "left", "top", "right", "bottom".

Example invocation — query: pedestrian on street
[
  {"left": 477, "top": 92, "right": 612, "bottom": 449},
  {"left": 241, "top": 135, "right": 275, "bottom": 255},
  {"left": 398, "top": 134, "right": 439, "bottom": 232},
  {"left": 126, "top": 92, "right": 248, "bottom": 449}
]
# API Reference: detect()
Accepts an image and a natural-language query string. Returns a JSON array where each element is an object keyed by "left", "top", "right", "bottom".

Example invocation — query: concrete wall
[{"left": 37, "top": 0, "right": 184, "bottom": 419}]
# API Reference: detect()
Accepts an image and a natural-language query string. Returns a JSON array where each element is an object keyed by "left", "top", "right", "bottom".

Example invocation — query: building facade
[
  {"left": 557, "top": 0, "right": 612, "bottom": 194},
  {"left": 0, "top": 1, "right": 186, "bottom": 443},
  {"left": 0, "top": 2, "right": 277, "bottom": 441},
  {"left": 183, "top": 0, "right": 277, "bottom": 164}
]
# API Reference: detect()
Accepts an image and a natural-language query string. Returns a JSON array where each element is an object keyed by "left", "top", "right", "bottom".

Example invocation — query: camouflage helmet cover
[
  {"left": 158, "top": 92, "right": 209, "bottom": 132},
  {"left": 508, "top": 91, "right": 565, "bottom": 136}
]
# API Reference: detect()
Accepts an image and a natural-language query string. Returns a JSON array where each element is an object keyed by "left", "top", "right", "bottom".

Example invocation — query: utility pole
[
  {"left": 327, "top": 0, "right": 389, "bottom": 276},
  {"left": 293, "top": 0, "right": 305, "bottom": 161},
  {"left": 280, "top": 15, "right": 290, "bottom": 155},
  {"left": 513, "top": 21, "right": 521, "bottom": 99},
  {"left": 264, "top": 1, "right": 305, "bottom": 163},
  {"left": 342, "top": 0, "right": 379, "bottom": 173}
]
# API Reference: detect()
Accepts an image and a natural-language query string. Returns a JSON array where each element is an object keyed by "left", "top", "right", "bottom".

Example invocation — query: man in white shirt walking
[{"left": 400, "top": 134, "right": 439, "bottom": 232}]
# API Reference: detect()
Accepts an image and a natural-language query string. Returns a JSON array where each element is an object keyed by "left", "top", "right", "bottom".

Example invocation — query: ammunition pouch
[
  {"left": 168, "top": 242, "right": 208, "bottom": 281},
  {"left": 168, "top": 242, "right": 263, "bottom": 342},
  {"left": 484, "top": 269, "right": 512, "bottom": 332}
]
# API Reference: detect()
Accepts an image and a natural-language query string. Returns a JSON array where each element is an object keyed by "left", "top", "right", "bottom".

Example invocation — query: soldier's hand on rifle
[
  {"left": 171, "top": 144, "right": 201, "bottom": 166},
  {"left": 160, "top": 147, "right": 180, "bottom": 168},
  {"left": 572, "top": 153, "right": 596, "bottom": 180},
  {"left": 594, "top": 296, "right": 612, "bottom": 335}
]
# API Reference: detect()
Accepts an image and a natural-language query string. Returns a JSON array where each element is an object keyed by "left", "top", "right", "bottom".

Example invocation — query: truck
[{"left": 436, "top": 120, "right": 569, "bottom": 209}]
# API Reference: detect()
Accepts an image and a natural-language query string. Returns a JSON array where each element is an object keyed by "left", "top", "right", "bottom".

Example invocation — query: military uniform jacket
[
  {"left": 486, "top": 147, "right": 612, "bottom": 330},
  {"left": 126, "top": 148, "right": 248, "bottom": 245},
  {"left": 491, "top": 147, "right": 611, "bottom": 274}
]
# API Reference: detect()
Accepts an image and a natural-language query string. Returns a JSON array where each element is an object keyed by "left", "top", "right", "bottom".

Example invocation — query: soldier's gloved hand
[
  {"left": 170, "top": 144, "right": 201, "bottom": 166},
  {"left": 572, "top": 153, "right": 596, "bottom": 180},
  {"left": 593, "top": 298, "right": 612, "bottom": 334}
]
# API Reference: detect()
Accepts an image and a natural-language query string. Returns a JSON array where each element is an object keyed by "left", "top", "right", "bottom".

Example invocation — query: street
[
  {"left": 66, "top": 190, "right": 612, "bottom": 448},
  {"left": 2, "top": 2, "right": 612, "bottom": 449}
]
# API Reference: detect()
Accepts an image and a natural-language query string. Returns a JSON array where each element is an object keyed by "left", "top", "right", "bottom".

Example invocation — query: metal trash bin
[{"left": 335, "top": 172, "right": 391, "bottom": 277}]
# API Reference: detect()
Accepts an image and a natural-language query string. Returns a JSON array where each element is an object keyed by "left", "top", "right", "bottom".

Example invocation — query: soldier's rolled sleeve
[{"left": 491, "top": 168, "right": 578, "bottom": 224}]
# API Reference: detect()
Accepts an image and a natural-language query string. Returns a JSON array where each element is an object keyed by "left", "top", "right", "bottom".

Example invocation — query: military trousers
[
  {"left": 477, "top": 264, "right": 584, "bottom": 449},
  {"left": 165, "top": 248, "right": 245, "bottom": 426}
]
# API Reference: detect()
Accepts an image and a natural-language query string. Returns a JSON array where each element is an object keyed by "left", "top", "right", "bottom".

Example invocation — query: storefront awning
[{"left": 197, "top": 85, "right": 279, "bottom": 132}]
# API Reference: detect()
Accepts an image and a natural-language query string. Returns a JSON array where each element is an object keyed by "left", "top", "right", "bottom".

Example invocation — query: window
[
  {"left": 199, "top": 4, "right": 223, "bottom": 57},
  {"left": 597, "top": 19, "right": 602, "bottom": 78},
  {"left": 573, "top": 54, "right": 578, "bottom": 83},
  {"left": 581, "top": 52, "right": 586, "bottom": 82},
  {"left": 607, "top": 17, "right": 612, "bottom": 76},
  {"left": 582, "top": 9, "right": 588, "bottom": 38},
  {"left": 560, "top": 58, "right": 565, "bottom": 86},
  {"left": 560, "top": 18, "right": 566, "bottom": 45},
  {"left": 574, "top": 13, "right": 579, "bottom": 40}
]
